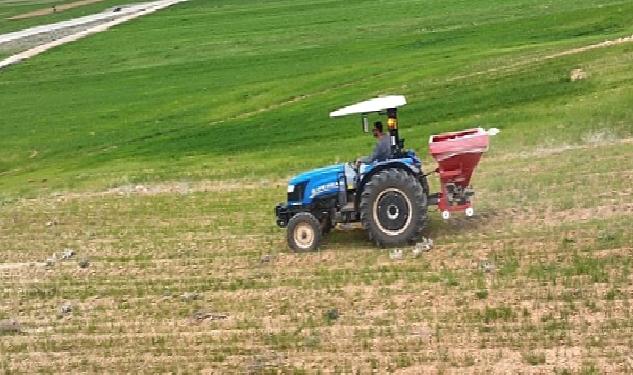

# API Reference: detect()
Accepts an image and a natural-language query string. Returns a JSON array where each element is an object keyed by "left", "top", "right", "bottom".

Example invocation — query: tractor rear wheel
[
  {"left": 287, "top": 212, "right": 322, "bottom": 252},
  {"left": 360, "top": 169, "right": 427, "bottom": 247}
]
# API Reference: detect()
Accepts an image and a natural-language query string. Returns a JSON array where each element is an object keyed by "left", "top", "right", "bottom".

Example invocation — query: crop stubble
[{"left": 1, "top": 140, "right": 632, "bottom": 373}]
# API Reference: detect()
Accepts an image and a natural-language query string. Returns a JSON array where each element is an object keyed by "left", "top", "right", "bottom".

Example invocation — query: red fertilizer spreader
[{"left": 428, "top": 128, "right": 491, "bottom": 219}]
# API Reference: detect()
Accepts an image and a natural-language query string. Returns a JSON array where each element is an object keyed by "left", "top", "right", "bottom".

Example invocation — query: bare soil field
[{"left": 1, "top": 139, "right": 631, "bottom": 373}]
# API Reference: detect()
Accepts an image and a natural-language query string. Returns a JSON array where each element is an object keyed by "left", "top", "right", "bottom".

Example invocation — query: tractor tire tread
[
  {"left": 359, "top": 168, "right": 427, "bottom": 247},
  {"left": 287, "top": 212, "right": 322, "bottom": 252}
]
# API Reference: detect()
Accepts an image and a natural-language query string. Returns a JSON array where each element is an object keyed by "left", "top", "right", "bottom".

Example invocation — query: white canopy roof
[{"left": 329, "top": 95, "right": 407, "bottom": 118}]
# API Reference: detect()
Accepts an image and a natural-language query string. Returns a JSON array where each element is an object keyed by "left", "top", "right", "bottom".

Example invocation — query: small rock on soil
[{"left": 59, "top": 303, "right": 73, "bottom": 315}]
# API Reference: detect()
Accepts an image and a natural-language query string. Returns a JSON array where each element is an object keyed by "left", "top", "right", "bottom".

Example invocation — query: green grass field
[{"left": 1, "top": 0, "right": 632, "bottom": 372}]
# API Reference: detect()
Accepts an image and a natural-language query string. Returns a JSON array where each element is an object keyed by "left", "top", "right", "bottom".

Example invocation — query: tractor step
[{"left": 340, "top": 202, "right": 355, "bottom": 212}]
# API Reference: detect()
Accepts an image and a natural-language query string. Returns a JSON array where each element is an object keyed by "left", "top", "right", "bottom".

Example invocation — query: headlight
[{"left": 287, "top": 185, "right": 295, "bottom": 193}]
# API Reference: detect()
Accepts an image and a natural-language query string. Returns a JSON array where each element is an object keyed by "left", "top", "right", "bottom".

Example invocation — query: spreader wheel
[
  {"left": 360, "top": 169, "right": 427, "bottom": 247},
  {"left": 287, "top": 212, "right": 322, "bottom": 252}
]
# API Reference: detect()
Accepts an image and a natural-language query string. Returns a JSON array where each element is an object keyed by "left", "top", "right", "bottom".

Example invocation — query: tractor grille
[{"left": 288, "top": 181, "right": 308, "bottom": 203}]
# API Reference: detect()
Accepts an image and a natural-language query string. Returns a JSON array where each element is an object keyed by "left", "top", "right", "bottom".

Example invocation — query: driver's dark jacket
[{"left": 362, "top": 134, "right": 391, "bottom": 163}]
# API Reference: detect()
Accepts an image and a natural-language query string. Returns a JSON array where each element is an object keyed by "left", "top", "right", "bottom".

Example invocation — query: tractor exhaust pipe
[{"left": 361, "top": 114, "right": 369, "bottom": 133}]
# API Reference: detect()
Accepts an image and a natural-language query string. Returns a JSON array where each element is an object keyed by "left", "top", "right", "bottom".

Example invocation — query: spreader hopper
[{"left": 429, "top": 128, "right": 491, "bottom": 219}]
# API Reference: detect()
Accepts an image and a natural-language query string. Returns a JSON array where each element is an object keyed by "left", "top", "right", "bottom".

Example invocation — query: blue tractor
[{"left": 275, "top": 95, "right": 431, "bottom": 251}]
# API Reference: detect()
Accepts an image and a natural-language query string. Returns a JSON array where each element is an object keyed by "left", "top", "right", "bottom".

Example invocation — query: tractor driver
[{"left": 356, "top": 121, "right": 391, "bottom": 168}]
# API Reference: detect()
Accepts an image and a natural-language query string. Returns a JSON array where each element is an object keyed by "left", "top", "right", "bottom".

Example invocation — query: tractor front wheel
[
  {"left": 287, "top": 212, "right": 322, "bottom": 252},
  {"left": 360, "top": 169, "right": 427, "bottom": 247}
]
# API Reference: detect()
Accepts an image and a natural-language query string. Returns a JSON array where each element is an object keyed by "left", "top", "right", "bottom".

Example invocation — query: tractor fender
[{"left": 356, "top": 160, "right": 420, "bottom": 207}]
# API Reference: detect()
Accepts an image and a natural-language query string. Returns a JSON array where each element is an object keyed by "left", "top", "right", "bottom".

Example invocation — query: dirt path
[
  {"left": 8, "top": 0, "right": 107, "bottom": 20},
  {"left": 0, "top": 1, "right": 180, "bottom": 45},
  {"left": 0, "top": 0, "right": 188, "bottom": 70}
]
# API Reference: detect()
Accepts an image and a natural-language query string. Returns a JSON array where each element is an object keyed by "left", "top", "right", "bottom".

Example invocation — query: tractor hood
[
  {"left": 288, "top": 163, "right": 344, "bottom": 205},
  {"left": 289, "top": 164, "right": 344, "bottom": 186}
]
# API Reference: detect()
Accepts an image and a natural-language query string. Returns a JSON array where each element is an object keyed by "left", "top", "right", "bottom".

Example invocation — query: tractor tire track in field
[
  {"left": 9, "top": 179, "right": 287, "bottom": 205},
  {"left": 0, "top": 0, "right": 188, "bottom": 70},
  {"left": 447, "top": 34, "right": 633, "bottom": 82}
]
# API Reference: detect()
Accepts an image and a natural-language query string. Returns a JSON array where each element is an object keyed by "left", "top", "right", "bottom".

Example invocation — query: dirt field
[
  {"left": 1, "top": 0, "right": 632, "bottom": 372},
  {"left": 1, "top": 139, "right": 631, "bottom": 373}
]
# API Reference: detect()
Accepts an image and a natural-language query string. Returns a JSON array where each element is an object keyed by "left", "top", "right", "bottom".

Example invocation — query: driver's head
[{"left": 372, "top": 121, "right": 383, "bottom": 138}]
